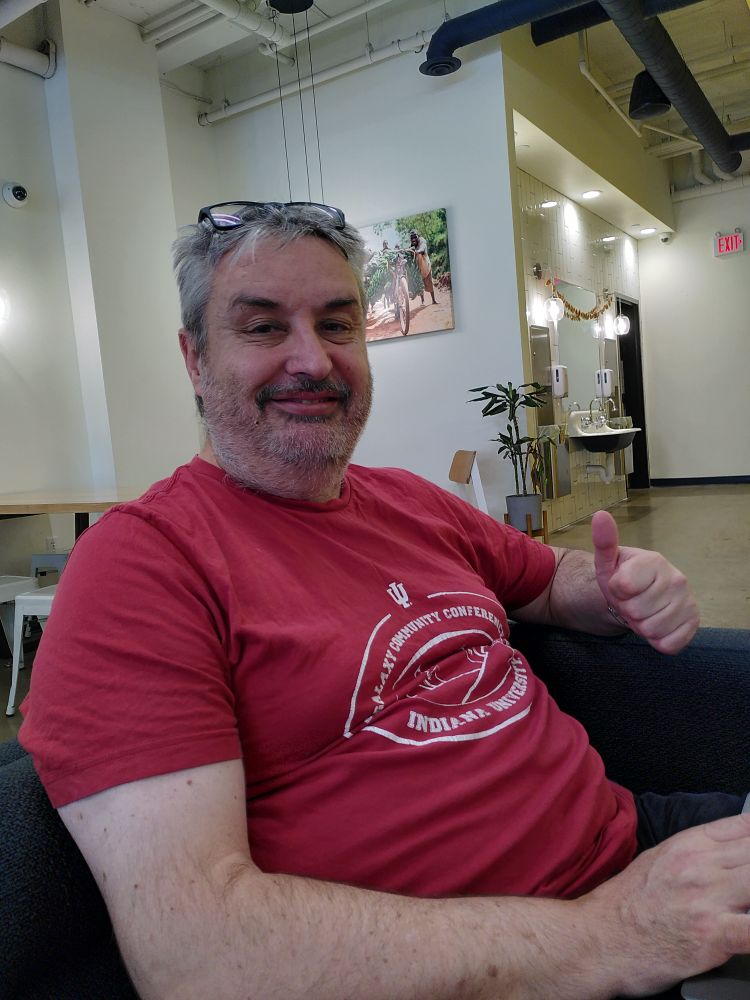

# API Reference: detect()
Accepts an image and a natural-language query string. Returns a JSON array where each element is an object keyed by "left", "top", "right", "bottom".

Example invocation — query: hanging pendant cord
[
  {"left": 305, "top": 9, "right": 325, "bottom": 203},
  {"left": 275, "top": 43, "right": 293, "bottom": 201},
  {"left": 292, "top": 12, "right": 312, "bottom": 202}
]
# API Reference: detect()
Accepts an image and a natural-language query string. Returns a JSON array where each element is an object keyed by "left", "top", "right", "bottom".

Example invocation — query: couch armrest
[
  {"left": 509, "top": 623, "right": 750, "bottom": 796},
  {"left": 0, "top": 745, "right": 138, "bottom": 1000}
]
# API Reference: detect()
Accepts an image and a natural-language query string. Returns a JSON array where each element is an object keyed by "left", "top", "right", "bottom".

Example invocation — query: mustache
[{"left": 255, "top": 377, "right": 353, "bottom": 411}]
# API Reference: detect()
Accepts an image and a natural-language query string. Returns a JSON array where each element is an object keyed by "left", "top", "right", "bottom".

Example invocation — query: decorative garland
[{"left": 544, "top": 279, "right": 613, "bottom": 321}]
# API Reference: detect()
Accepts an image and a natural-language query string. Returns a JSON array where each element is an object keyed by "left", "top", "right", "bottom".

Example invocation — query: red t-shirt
[{"left": 20, "top": 458, "right": 637, "bottom": 899}]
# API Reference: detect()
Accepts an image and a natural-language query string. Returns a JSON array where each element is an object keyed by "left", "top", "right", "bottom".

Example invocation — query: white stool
[
  {"left": 6, "top": 585, "right": 56, "bottom": 717},
  {"left": 0, "top": 575, "right": 38, "bottom": 659},
  {"left": 30, "top": 552, "right": 70, "bottom": 578}
]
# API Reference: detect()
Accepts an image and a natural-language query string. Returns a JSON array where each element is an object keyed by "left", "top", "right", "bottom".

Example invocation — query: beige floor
[
  {"left": 552, "top": 485, "right": 750, "bottom": 630},
  {"left": 2, "top": 484, "right": 748, "bottom": 744}
]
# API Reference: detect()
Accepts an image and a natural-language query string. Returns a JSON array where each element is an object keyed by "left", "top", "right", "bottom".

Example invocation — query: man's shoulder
[{"left": 80, "top": 457, "right": 220, "bottom": 545}]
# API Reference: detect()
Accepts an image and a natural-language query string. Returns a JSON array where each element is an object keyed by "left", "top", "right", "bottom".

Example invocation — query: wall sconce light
[
  {"left": 544, "top": 294, "right": 564, "bottom": 323},
  {"left": 614, "top": 314, "right": 631, "bottom": 336},
  {"left": 0, "top": 289, "right": 10, "bottom": 326},
  {"left": 603, "top": 312, "right": 616, "bottom": 340}
]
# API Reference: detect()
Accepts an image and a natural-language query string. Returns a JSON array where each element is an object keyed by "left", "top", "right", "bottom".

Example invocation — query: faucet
[{"left": 588, "top": 398, "right": 608, "bottom": 429}]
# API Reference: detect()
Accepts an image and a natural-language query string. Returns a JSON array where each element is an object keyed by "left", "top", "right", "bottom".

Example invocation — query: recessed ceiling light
[
  {"left": 640, "top": 227, "right": 656, "bottom": 235},
  {"left": 581, "top": 189, "right": 601, "bottom": 200},
  {"left": 541, "top": 200, "right": 558, "bottom": 209},
  {"left": 601, "top": 236, "right": 616, "bottom": 243}
]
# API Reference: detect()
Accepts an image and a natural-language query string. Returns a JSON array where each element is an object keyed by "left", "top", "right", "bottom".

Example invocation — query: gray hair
[{"left": 172, "top": 203, "right": 368, "bottom": 357}]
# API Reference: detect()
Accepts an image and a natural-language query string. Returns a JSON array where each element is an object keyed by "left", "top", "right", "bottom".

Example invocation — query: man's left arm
[{"left": 512, "top": 509, "right": 700, "bottom": 655}]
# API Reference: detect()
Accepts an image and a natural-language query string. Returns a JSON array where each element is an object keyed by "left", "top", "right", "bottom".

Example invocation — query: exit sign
[{"left": 713, "top": 229, "right": 744, "bottom": 257}]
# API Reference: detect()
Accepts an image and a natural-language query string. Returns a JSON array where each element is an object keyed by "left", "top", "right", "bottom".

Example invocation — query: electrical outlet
[{"left": 45, "top": 536, "right": 57, "bottom": 553}]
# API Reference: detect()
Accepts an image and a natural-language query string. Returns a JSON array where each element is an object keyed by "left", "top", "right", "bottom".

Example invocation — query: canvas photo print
[{"left": 361, "top": 208, "right": 454, "bottom": 342}]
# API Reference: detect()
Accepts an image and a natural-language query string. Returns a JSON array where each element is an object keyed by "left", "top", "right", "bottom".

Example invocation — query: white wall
[
  {"left": 0, "top": 54, "right": 92, "bottom": 572},
  {"left": 50, "top": 0, "right": 199, "bottom": 490},
  {"left": 639, "top": 186, "right": 750, "bottom": 480},
  {"left": 202, "top": 36, "right": 525, "bottom": 518},
  {"left": 161, "top": 67, "right": 222, "bottom": 228}
]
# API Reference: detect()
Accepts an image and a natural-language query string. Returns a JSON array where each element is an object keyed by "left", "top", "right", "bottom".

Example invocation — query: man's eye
[
  {"left": 245, "top": 323, "right": 279, "bottom": 335},
  {"left": 322, "top": 322, "right": 354, "bottom": 336}
]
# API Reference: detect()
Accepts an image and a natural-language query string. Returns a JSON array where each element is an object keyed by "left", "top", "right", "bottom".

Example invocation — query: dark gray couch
[{"left": 2, "top": 624, "right": 749, "bottom": 1000}]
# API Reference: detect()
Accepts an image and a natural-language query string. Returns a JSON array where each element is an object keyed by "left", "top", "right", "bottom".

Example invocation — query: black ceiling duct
[
  {"left": 597, "top": 0, "right": 742, "bottom": 172},
  {"left": 531, "top": 0, "right": 702, "bottom": 46},
  {"left": 268, "top": 0, "right": 313, "bottom": 12},
  {"left": 629, "top": 69, "right": 671, "bottom": 119},
  {"left": 419, "top": 0, "right": 589, "bottom": 77}
]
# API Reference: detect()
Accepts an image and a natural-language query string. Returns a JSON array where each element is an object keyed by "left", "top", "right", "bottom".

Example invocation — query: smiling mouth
[
  {"left": 257, "top": 379, "right": 351, "bottom": 415},
  {"left": 268, "top": 393, "right": 343, "bottom": 417}
]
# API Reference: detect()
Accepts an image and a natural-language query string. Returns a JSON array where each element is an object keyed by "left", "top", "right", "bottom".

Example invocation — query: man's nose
[{"left": 284, "top": 326, "right": 334, "bottom": 380}]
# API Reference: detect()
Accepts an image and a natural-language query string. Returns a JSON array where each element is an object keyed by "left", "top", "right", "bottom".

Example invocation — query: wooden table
[{"left": 0, "top": 488, "right": 143, "bottom": 538}]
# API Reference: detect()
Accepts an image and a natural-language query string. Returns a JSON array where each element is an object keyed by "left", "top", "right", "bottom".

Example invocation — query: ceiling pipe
[
  {"left": 156, "top": 13, "right": 225, "bottom": 50},
  {"left": 672, "top": 173, "right": 749, "bottom": 202},
  {"left": 258, "top": 0, "right": 397, "bottom": 59},
  {"left": 596, "top": 0, "right": 742, "bottom": 173},
  {"left": 0, "top": 0, "right": 45, "bottom": 31},
  {"left": 419, "top": 0, "right": 588, "bottom": 76},
  {"left": 531, "top": 0, "right": 701, "bottom": 46},
  {"left": 690, "top": 149, "right": 713, "bottom": 185},
  {"left": 201, "top": 28, "right": 433, "bottom": 124},
  {"left": 141, "top": 0, "right": 202, "bottom": 34},
  {"left": 191, "top": 0, "right": 290, "bottom": 46},
  {"left": 144, "top": 7, "right": 219, "bottom": 44},
  {"left": 0, "top": 35, "right": 55, "bottom": 76},
  {"left": 578, "top": 29, "right": 641, "bottom": 136}
]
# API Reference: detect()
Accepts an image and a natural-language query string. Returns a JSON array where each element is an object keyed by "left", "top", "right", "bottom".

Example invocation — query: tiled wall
[{"left": 517, "top": 170, "right": 640, "bottom": 532}]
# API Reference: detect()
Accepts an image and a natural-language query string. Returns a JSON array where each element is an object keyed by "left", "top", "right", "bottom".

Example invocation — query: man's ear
[{"left": 179, "top": 330, "right": 204, "bottom": 396}]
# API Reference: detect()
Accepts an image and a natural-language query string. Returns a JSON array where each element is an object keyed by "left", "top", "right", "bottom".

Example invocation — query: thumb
[{"left": 591, "top": 510, "right": 620, "bottom": 585}]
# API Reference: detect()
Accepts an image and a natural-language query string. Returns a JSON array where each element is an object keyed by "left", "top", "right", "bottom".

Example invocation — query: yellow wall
[{"left": 501, "top": 28, "right": 674, "bottom": 230}]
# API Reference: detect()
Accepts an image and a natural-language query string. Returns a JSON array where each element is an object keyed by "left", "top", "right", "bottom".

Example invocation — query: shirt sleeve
[{"left": 19, "top": 511, "right": 242, "bottom": 808}]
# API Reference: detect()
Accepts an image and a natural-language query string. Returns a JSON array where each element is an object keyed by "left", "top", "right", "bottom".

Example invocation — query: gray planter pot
[{"left": 505, "top": 493, "right": 543, "bottom": 532}]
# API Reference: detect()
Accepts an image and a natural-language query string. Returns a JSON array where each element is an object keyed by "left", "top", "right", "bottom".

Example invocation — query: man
[
  {"left": 20, "top": 202, "right": 750, "bottom": 1000},
  {"left": 410, "top": 227, "right": 438, "bottom": 305}
]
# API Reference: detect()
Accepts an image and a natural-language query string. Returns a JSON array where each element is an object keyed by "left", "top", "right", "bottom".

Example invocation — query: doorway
[{"left": 616, "top": 298, "right": 650, "bottom": 490}]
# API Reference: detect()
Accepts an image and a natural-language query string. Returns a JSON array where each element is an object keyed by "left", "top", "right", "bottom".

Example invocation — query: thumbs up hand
[{"left": 591, "top": 510, "right": 699, "bottom": 654}]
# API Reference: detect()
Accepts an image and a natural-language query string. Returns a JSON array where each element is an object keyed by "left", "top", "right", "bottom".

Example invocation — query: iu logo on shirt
[
  {"left": 343, "top": 589, "right": 533, "bottom": 746},
  {"left": 386, "top": 582, "right": 411, "bottom": 609}
]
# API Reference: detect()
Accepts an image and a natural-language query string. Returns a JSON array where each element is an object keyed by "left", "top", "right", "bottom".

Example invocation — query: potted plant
[{"left": 469, "top": 380, "right": 553, "bottom": 532}]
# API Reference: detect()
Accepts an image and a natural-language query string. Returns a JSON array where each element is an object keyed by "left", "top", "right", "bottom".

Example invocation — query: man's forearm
[
  {"left": 122, "top": 860, "right": 622, "bottom": 1000},
  {"left": 515, "top": 547, "right": 624, "bottom": 636},
  {"left": 547, "top": 548, "right": 626, "bottom": 634}
]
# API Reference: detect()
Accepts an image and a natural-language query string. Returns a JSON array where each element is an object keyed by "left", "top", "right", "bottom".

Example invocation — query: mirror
[{"left": 555, "top": 281, "right": 600, "bottom": 408}]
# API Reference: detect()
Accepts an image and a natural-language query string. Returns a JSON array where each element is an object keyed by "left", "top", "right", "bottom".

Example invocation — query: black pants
[{"left": 635, "top": 790, "right": 748, "bottom": 851}]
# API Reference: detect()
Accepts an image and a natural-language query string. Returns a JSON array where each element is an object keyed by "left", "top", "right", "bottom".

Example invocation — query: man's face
[{"left": 180, "top": 236, "right": 372, "bottom": 493}]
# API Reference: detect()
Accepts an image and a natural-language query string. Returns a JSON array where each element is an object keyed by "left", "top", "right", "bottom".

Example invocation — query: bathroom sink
[{"left": 566, "top": 411, "right": 641, "bottom": 454}]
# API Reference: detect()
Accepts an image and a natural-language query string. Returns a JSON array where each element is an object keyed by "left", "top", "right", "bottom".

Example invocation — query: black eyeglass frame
[{"left": 198, "top": 201, "right": 346, "bottom": 231}]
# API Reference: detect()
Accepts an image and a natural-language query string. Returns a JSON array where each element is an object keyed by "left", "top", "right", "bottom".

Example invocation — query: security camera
[
  {"left": 2, "top": 183, "right": 28, "bottom": 208},
  {"left": 658, "top": 232, "right": 672, "bottom": 245}
]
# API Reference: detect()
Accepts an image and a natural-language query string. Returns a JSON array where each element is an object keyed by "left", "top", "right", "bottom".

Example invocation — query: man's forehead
[
  {"left": 208, "top": 237, "right": 362, "bottom": 317},
  {"left": 216, "top": 237, "right": 354, "bottom": 288}
]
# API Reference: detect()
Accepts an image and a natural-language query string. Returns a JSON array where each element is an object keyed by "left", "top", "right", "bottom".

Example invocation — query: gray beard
[{"left": 200, "top": 368, "right": 373, "bottom": 496}]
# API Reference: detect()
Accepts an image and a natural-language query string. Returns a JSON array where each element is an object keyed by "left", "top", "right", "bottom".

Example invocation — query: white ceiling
[
  {"left": 81, "top": 0, "right": 750, "bottom": 150},
  {"left": 587, "top": 0, "right": 750, "bottom": 145},
  {"left": 13, "top": 0, "right": 747, "bottom": 229}
]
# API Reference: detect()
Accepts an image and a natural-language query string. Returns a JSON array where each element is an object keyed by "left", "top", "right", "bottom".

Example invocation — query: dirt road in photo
[{"left": 366, "top": 289, "right": 455, "bottom": 342}]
